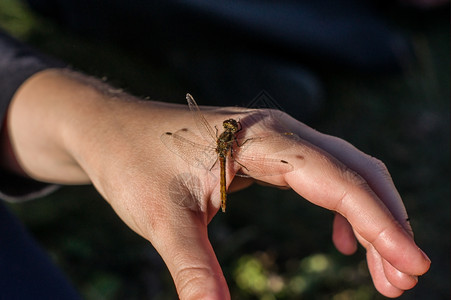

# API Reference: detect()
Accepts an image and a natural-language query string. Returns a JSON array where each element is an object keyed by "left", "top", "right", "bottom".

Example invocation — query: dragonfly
[{"left": 161, "top": 93, "right": 297, "bottom": 212}]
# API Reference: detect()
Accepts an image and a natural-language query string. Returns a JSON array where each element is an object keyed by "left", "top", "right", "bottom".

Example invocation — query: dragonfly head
[{"left": 223, "top": 119, "right": 240, "bottom": 133}]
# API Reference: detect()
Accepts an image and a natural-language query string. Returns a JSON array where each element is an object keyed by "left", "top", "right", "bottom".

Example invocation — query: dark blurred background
[{"left": 1, "top": 0, "right": 449, "bottom": 299}]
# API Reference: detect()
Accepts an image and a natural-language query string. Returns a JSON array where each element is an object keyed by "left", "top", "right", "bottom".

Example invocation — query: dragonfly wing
[
  {"left": 233, "top": 155, "right": 294, "bottom": 178},
  {"left": 161, "top": 131, "right": 218, "bottom": 170},
  {"left": 232, "top": 132, "right": 300, "bottom": 178},
  {"left": 186, "top": 93, "right": 217, "bottom": 142},
  {"left": 237, "top": 132, "right": 300, "bottom": 154}
]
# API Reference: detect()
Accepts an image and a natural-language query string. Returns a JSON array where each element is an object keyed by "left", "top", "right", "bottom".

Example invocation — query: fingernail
[{"left": 419, "top": 248, "right": 431, "bottom": 263}]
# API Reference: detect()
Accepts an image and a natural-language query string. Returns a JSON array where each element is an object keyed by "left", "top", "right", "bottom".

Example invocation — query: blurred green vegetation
[{"left": 1, "top": 1, "right": 449, "bottom": 299}]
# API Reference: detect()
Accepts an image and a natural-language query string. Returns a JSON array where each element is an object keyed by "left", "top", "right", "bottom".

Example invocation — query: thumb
[{"left": 151, "top": 211, "right": 229, "bottom": 300}]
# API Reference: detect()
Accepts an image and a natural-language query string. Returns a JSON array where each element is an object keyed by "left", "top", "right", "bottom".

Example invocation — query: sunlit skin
[{"left": 1, "top": 69, "right": 430, "bottom": 299}]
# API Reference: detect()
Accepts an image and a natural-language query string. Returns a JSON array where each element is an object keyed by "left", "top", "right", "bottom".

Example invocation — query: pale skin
[{"left": 1, "top": 69, "right": 430, "bottom": 299}]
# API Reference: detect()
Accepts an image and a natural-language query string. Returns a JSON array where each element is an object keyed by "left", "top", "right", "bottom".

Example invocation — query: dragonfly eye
[{"left": 223, "top": 119, "right": 239, "bottom": 131}]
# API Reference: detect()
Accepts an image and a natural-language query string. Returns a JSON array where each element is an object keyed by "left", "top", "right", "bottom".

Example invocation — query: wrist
[{"left": 6, "top": 68, "right": 118, "bottom": 184}]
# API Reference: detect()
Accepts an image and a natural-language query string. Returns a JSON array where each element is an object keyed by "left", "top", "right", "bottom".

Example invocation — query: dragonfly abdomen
[{"left": 219, "top": 157, "right": 227, "bottom": 212}]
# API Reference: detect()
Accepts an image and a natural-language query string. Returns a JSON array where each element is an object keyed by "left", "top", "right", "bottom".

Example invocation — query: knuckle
[
  {"left": 340, "top": 163, "right": 368, "bottom": 188},
  {"left": 174, "top": 265, "right": 219, "bottom": 299},
  {"left": 366, "top": 155, "right": 389, "bottom": 174}
]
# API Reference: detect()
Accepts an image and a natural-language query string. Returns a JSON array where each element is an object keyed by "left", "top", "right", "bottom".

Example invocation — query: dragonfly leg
[
  {"left": 209, "top": 157, "right": 219, "bottom": 172},
  {"left": 236, "top": 137, "right": 254, "bottom": 147},
  {"left": 230, "top": 147, "right": 250, "bottom": 172},
  {"left": 236, "top": 120, "right": 243, "bottom": 132},
  {"left": 234, "top": 158, "right": 250, "bottom": 172}
]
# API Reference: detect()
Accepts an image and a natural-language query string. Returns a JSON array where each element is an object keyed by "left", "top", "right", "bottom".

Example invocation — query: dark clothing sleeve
[{"left": 0, "top": 30, "right": 66, "bottom": 202}]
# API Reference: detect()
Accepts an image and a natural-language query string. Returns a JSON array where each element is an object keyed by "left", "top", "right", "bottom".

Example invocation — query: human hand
[{"left": 4, "top": 69, "right": 430, "bottom": 299}]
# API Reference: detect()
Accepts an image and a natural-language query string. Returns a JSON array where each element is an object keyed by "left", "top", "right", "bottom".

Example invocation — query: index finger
[
  {"left": 290, "top": 121, "right": 412, "bottom": 231},
  {"left": 283, "top": 136, "right": 430, "bottom": 276}
]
